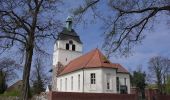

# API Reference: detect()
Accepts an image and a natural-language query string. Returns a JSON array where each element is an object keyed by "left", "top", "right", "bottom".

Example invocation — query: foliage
[
  {"left": 132, "top": 71, "right": 146, "bottom": 89},
  {"left": 73, "top": 0, "right": 170, "bottom": 57},
  {"left": 32, "top": 79, "right": 45, "bottom": 95},
  {"left": 0, "top": 89, "right": 21, "bottom": 97},
  {"left": 131, "top": 70, "right": 146, "bottom": 98}
]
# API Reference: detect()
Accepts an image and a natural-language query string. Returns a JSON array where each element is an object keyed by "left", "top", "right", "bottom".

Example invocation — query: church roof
[
  {"left": 57, "top": 27, "right": 82, "bottom": 43},
  {"left": 58, "top": 48, "right": 128, "bottom": 75}
]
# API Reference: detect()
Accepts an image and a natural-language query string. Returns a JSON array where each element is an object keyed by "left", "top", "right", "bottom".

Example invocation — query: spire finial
[{"left": 66, "top": 16, "right": 73, "bottom": 31}]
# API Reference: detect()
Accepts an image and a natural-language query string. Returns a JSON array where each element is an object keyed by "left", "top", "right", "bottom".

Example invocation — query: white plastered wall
[
  {"left": 53, "top": 39, "right": 82, "bottom": 66},
  {"left": 117, "top": 73, "right": 131, "bottom": 94},
  {"left": 56, "top": 68, "right": 130, "bottom": 94},
  {"left": 52, "top": 39, "right": 83, "bottom": 91}
]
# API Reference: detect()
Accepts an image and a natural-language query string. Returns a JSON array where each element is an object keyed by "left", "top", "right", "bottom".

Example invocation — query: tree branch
[{"left": 0, "top": 36, "right": 26, "bottom": 46}]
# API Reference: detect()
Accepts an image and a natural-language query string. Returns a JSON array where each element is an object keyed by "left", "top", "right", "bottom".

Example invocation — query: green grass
[{"left": 0, "top": 90, "right": 21, "bottom": 97}]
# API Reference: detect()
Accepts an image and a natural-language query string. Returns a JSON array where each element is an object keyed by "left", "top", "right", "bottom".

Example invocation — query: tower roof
[
  {"left": 58, "top": 48, "right": 128, "bottom": 75},
  {"left": 57, "top": 28, "right": 82, "bottom": 43},
  {"left": 57, "top": 17, "right": 82, "bottom": 43}
]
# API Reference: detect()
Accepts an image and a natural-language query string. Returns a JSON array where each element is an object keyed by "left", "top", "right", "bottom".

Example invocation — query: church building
[{"left": 52, "top": 16, "right": 130, "bottom": 94}]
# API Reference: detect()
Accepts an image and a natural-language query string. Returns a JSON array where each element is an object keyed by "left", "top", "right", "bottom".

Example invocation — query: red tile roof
[{"left": 58, "top": 48, "right": 128, "bottom": 75}]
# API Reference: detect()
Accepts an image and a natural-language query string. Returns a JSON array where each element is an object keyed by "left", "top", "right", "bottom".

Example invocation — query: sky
[
  {"left": 60, "top": 1, "right": 170, "bottom": 73},
  {"left": 1, "top": 1, "right": 170, "bottom": 85}
]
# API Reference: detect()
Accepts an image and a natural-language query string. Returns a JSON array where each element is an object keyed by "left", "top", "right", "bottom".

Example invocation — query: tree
[
  {"left": 0, "top": 0, "right": 62, "bottom": 99},
  {"left": 166, "top": 76, "right": 170, "bottom": 94},
  {"left": 148, "top": 56, "right": 170, "bottom": 94},
  {"left": 0, "top": 71, "right": 7, "bottom": 94},
  {"left": 131, "top": 70, "right": 146, "bottom": 98},
  {"left": 30, "top": 57, "right": 49, "bottom": 95},
  {"left": 73, "top": 0, "right": 170, "bottom": 57},
  {"left": 0, "top": 58, "right": 19, "bottom": 94}
]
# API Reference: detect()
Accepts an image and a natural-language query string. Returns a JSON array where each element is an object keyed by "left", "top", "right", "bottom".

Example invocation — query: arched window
[
  {"left": 72, "top": 44, "right": 75, "bottom": 51},
  {"left": 66, "top": 43, "right": 69, "bottom": 50}
]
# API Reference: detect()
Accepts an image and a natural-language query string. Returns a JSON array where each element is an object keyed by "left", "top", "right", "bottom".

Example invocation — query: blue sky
[
  {"left": 60, "top": 1, "right": 170, "bottom": 73},
  {"left": 2, "top": 1, "right": 170, "bottom": 85}
]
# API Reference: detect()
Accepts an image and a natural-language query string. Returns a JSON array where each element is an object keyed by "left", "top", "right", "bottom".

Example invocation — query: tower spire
[{"left": 66, "top": 16, "right": 72, "bottom": 31}]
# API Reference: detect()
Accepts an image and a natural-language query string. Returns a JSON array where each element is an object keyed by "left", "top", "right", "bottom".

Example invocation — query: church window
[
  {"left": 90, "top": 73, "right": 96, "bottom": 84},
  {"left": 106, "top": 73, "right": 111, "bottom": 90},
  {"left": 124, "top": 78, "right": 126, "bottom": 85},
  {"left": 66, "top": 43, "right": 69, "bottom": 50},
  {"left": 60, "top": 79, "right": 62, "bottom": 91},
  {"left": 65, "top": 78, "right": 67, "bottom": 91},
  {"left": 78, "top": 74, "right": 80, "bottom": 90},
  {"left": 72, "top": 44, "right": 75, "bottom": 51},
  {"left": 71, "top": 76, "right": 73, "bottom": 90},
  {"left": 116, "top": 77, "right": 119, "bottom": 92}
]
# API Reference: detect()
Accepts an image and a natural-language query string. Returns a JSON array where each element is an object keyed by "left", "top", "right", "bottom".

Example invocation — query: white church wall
[
  {"left": 53, "top": 40, "right": 82, "bottom": 66},
  {"left": 57, "top": 40, "right": 82, "bottom": 52},
  {"left": 102, "top": 68, "right": 117, "bottom": 93},
  {"left": 55, "top": 49, "right": 82, "bottom": 66},
  {"left": 83, "top": 68, "right": 103, "bottom": 93},
  {"left": 56, "top": 68, "right": 126, "bottom": 94},
  {"left": 56, "top": 70, "right": 84, "bottom": 92},
  {"left": 56, "top": 68, "right": 104, "bottom": 93},
  {"left": 117, "top": 73, "right": 130, "bottom": 94}
]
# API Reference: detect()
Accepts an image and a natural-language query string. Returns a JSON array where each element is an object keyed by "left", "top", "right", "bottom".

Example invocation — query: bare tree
[
  {"left": 0, "top": 57, "right": 20, "bottom": 93},
  {"left": 30, "top": 57, "right": 50, "bottom": 95},
  {"left": 73, "top": 0, "right": 170, "bottom": 57},
  {"left": 0, "top": 58, "right": 20, "bottom": 82},
  {"left": 148, "top": 56, "right": 170, "bottom": 94},
  {"left": 0, "top": 0, "right": 62, "bottom": 99}
]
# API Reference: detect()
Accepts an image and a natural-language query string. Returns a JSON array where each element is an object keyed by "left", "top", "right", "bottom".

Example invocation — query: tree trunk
[{"left": 21, "top": 46, "right": 34, "bottom": 100}]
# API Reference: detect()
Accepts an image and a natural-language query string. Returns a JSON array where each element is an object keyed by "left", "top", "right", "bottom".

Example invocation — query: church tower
[{"left": 52, "top": 16, "right": 83, "bottom": 91}]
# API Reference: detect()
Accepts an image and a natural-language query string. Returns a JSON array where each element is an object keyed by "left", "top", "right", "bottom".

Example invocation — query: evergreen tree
[
  {"left": 31, "top": 58, "right": 46, "bottom": 94},
  {"left": 32, "top": 77, "right": 44, "bottom": 94},
  {"left": 131, "top": 70, "right": 146, "bottom": 98}
]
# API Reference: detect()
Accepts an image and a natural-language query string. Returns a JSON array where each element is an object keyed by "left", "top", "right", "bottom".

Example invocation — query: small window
[
  {"left": 124, "top": 78, "right": 126, "bottom": 85},
  {"left": 106, "top": 74, "right": 111, "bottom": 90},
  {"left": 71, "top": 76, "right": 73, "bottom": 90},
  {"left": 65, "top": 78, "right": 67, "bottom": 91},
  {"left": 60, "top": 79, "right": 62, "bottom": 91},
  {"left": 69, "top": 40, "right": 73, "bottom": 44},
  {"left": 72, "top": 44, "right": 75, "bottom": 51},
  {"left": 78, "top": 74, "right": 80, "bottom": 90},
  {"left": 90, "top": 73, "right": 96, "bottom": 84},
  {"left": 116, "top": 77, "right": 119, "bottom": 92},
  {"left": 66, "top": 43, "right": 69, "bottom": 50}
]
